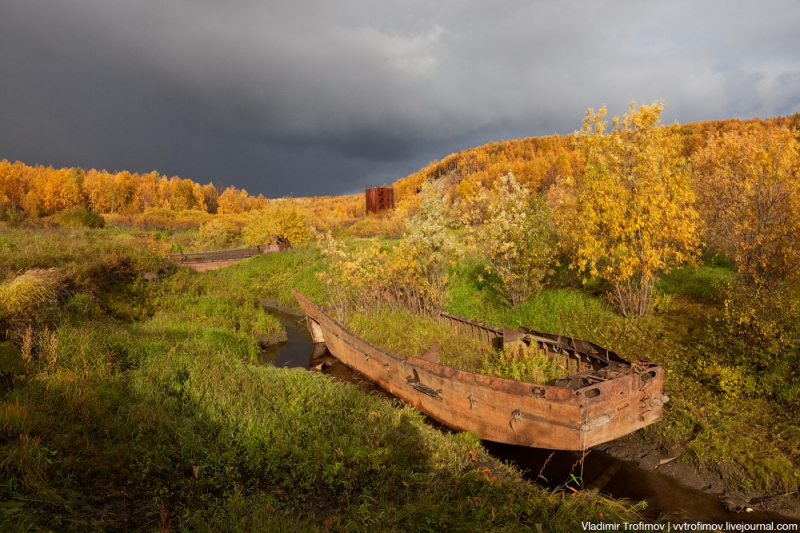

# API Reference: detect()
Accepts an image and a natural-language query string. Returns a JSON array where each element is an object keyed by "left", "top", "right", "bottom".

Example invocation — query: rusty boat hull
[{"left": 294, "top": 290, "right": 667, "bottom": 451}]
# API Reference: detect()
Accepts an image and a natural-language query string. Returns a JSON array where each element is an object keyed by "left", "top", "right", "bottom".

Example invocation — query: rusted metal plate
[{"left": 293, "top": 290, "right": 667, "bottom": 451}]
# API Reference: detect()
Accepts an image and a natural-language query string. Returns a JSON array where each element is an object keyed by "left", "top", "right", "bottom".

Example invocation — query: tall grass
[
  {"left": 5, "top": 226, "right": 797, "bottom": 529},
  {"left": 0, "top": 268, "right": 64, "bottom": 325}
]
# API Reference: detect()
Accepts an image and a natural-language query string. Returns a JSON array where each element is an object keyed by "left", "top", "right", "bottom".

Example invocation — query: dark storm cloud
[{"left": 1, "top": 0, "right": 799, "bottom": 196}]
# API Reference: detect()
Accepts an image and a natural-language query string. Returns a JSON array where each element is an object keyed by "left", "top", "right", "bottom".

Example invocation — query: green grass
[
  {"left": 448, "top": 257, "right": 611, "bottom": 332},
  {"left": 58, "top": 206, "right": 105, "bottom": 229},
  {"left": 3, "top": 225, "right": 797, "bottom": 529},
  {"left": 656, "top": 255, "right": 738, "bottom": 301},
  {"left": 0, "top": 227, "right": 647, "bottom": 531},
  {"left": 346, "top": 306, "right": 486, "bottom": 362},
  {"left": 345, "top": 307, "right": 568, "bottom": 384},
  {"left": 214, "top": 243, "right": 327, "bottom": 312}
]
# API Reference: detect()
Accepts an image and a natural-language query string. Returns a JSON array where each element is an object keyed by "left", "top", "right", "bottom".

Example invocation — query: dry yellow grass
[{"left": 0, "top": 268, "right": 64, "bottom": 321}]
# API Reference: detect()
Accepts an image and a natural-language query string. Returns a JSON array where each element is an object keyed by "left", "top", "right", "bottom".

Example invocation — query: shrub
[
  {"left": 479, "top": 342, "right": 566, "bottom": 384},
  {"left": 393, "top": 182, "right": 463, "bottom": 314},
  {"left": 243, "top": 201, "right": 315, "bottom": 247},
  {"left": 318, "top": 184, "right": 462, "bottom": 316},
  {"left": 695, "top": 282, "right": 800, "bottom": 403},
  {"left": 552, "top": 102, "right": 700, "bottom": 316},
  {"left": 57, "top": 206, "right": 105, "bottom": 229},
  {"left": 468, "top": 173, "right": 556, "bottom": 307},
  {"left": 195, "top": 219, "right": 242, "bottom": 250}
]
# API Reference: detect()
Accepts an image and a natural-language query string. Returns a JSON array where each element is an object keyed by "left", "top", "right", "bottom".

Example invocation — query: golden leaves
[
  {"left": 691, "top": 124, "right": 800, "bottom": 287},
  {"left": 553, "top": 102, "right": 700, "bottom": 316},
  {"left": 468, "top": 173, "right": 555, "bottom": 307}
]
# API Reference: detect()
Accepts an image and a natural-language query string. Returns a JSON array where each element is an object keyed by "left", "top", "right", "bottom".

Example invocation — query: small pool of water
[
  {"left": 260, "top": 308, "right": 389, "bottom": 396},
  {"left": 259, "top": 309, "right": 315, "bottom": 368}
]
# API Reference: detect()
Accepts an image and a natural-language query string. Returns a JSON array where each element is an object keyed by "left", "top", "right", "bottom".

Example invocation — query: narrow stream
[
  {"left": 259, "top": 308, "right": 315, "bottom": 368},
  {"left": 260, "top": 308, "right": 389, "bottom": 396},
  {"left": 261, "top": 311, "right": 800, "bottom": 525}
]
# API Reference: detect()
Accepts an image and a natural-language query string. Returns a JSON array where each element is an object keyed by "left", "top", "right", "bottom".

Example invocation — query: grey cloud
[
  {"left": 724, "top": 71, "right": 766, "bottom": 115},
  {"left": 1, "top": 0, "right": 799, "bottom": 197},
  {"left": 774, "top": 72, "right": 800, "bottom": 116}
]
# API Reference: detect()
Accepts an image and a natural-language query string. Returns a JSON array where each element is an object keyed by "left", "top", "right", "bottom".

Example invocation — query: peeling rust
[
  {"left": 365, "top": 186, "right": 394, "bottom": 214},
  {"left": 468, "top": 393, "right": 477, "bottom": 409}
]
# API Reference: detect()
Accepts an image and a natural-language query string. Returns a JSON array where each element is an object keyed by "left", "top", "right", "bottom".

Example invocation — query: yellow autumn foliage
[
  {"left": 318, "top": 182, "right": 463, "bottom": 317},
  {"left": 242, "top": 201, "right": 315, "bottom": 247},
  {"left": 691, "top": 124, "right": 800, "bottom": 287},
  {"left": 553, "top": 102, "right": 700, "bottom": 316},
  {"left": 467, "top": 173, "right": 555, "bottom": 307}
]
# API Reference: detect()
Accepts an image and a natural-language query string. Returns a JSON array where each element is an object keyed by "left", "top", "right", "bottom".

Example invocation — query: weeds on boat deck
[{"left": 345, "top": 306, "right": 571, "bottom": 384}]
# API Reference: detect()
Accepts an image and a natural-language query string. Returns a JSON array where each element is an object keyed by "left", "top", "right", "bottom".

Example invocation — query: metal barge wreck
[{"left": 293, "top": 290, "right": 668, "bottom": 451}]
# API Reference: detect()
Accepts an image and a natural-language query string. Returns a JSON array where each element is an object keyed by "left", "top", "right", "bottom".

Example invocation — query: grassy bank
[
  {"left": 0, "top": 226, "right": 645, "bottom": 531},
  {"left": 213, "top": 242, "right": 327, "bottom": 312}
]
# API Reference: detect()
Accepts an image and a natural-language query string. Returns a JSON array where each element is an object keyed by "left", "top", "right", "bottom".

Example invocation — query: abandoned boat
[
  {"left": 293, "top": 290, "right": 667, "bottom": 451},
  {"left": 170, "top": 237, "right": 291, "bottom": 272}
]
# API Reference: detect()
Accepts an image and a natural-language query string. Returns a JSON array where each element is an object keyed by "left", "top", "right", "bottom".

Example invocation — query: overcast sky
[{"left": 1, "top": 1, "right": 799, "bottom": 197}]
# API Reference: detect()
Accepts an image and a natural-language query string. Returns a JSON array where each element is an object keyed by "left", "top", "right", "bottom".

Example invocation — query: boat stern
[{"left": 578, "top": 362, "right": 668, "bottom": 449}]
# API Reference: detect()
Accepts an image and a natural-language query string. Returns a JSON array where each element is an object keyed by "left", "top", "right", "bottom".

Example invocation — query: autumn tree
[
  {"left": 691, "top": 125, "right": 800, "bottom": 287},
  {"left": 242, "top": 201, "right": 314, "bottom": 246},
  {"left": 218, "top": 186, "right": 250, "bottom": 214},
  {"left": 393, "top": 181, "right": 463, "bottom": 314},
  {"left": 0, "top": 160, "right": 28, "bottom": 216},
  {"left": 84, "top": 169, "right": 113, "bottom": 213},
  {"left": 553, "top": 102, "right": 700, "bottom": 317},
  {"left": 165, "top": 177, "right": 197, "bottom": 211},
  {"left": 200, "top": 183, "right": 219, "bottom": 214},
  {"left": 15, "top": 165, "right": 81, "bottom": 216},
  {"left": 469, "top": 173, "right": 555, "bottom": 307}
]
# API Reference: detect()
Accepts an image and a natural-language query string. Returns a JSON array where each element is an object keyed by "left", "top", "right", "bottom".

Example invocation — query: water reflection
[
  {"left": 259, "top": 308, "right": 314, "bottom": 368},
  {"left": 260, "top": 309, "right": 389, "bottom": 396}
]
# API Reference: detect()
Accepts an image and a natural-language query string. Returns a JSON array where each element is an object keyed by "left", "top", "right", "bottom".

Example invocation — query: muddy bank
[
  {"left": 483, "top": 440, "right": 800, "bottom": 524},
  {"left": 595, "top": 436, "right": 800, "bottom": 521}
]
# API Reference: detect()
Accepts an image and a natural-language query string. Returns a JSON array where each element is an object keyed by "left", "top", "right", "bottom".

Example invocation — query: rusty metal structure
[
  {"left": 365, "top": 186, "right": 394, "bottom": 214},
  {"left": 294, "top": 290, "right": 668, "bottom": 450}
]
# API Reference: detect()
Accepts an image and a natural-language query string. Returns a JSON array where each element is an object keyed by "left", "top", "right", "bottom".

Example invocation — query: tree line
[
  {"left": 2, "top": 107, "right": 799, "bottom": 304},
  {"left": 0, "top": 163, "right": 269, "bottom": 219}
]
